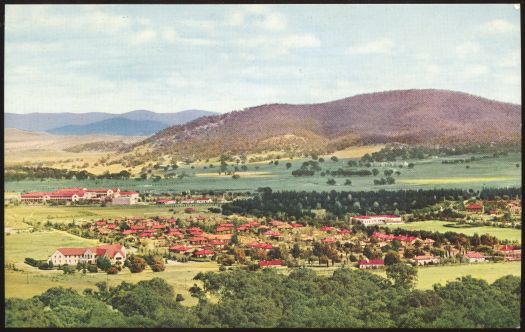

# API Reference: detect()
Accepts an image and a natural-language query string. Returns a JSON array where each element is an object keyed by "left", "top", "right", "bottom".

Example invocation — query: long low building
[
  {"left": 21, "top": 188, "right": 139, "bottom": 204},
  {"left": 48, "top": 244, "right": 126, "bottom": 266},
  {"left": 352, "top": 215, "right": 403, "bottom": 226}
]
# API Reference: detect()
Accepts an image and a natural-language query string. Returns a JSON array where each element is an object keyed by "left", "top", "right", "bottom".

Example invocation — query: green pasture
[
  {"left": 5, "top": 204, "right": 214, "bottom": 228},
  {"left": 372, "top": 261, "right": 521, "bottom": 289},
  {"left": 4, "top": 152, "right": 521, "bottom": 193},
  {"left": 385, "top": 220, "right": 522, "bottom": 243}
]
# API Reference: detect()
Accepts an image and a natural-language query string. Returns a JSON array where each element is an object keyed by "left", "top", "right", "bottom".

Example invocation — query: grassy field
[
  {"left": 4, "top": 230, "right": 99, "bottom": 264},
  {"left": 384, "top": 220, "right": 522, "bottom": 243},
  {"left": 4, "top": 229, "right": 218, "bottom": 305},
  {"left": 4, "top": 152, "right": 521, "bottom": 193},
  {"left": 5, "top": 262, "right": 218, "bottom": 306},
  {"left": 371, "top": 261, "right": 521, "bottom": 289},
  {"left": 5, "top": 205, "right": 214, "bottom": 228}
]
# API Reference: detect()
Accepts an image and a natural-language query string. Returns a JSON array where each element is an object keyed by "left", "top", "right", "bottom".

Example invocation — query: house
[
  {"left": 497, "top": 245, "right": 521, "bottom": 261},
  {"left": 358, "top": 259, "right": 385, "bottom": 269},
  {"left": 507, "top": 202, "right": 521, "bottom": 215},
  {"left": 113, "top": 191, "right": 139, "bottom": 205},
  {"left": 320, "top": 226, "right": 335, "bottom": 232},
  {"left": 465, "top": 251, "right": 485, "bottom": 263},
  {"left": 194, "top": 249, "right": 215, "bottom": 258},
  {"left": 194, "top": 197, "right": 213, "bottom": 204},
  {"left": 465, "top": 203, "right": 484, "bottom": 214},
  {"left": 169, "top": 245, "right": 191, "bottom": 253},
  {"left": 248, "top": 242, "right": 273, "bottom": 250},
  {"left": 321, "top": 237, "right": 336, "bottom": 243},
  {"left": 49, "top": 244, "right": 126, "bottom": 266},
  {"left": 337, "top": 229, "right": 352, "bottom": 235},
  {"left": 371, "top": 232, "right": 395, "bottom": 241},
  {"left": 258, "top": 259, "right": 284, "bottom": 268},
  {"left": 413, "top": 254, "right": 439, "bottom": 266},
  {"left": 352, "top": 215, "right": 402, "bottom": 226},
  {"left": 189, "top": 236, "right": 209, "bottom": 245}
]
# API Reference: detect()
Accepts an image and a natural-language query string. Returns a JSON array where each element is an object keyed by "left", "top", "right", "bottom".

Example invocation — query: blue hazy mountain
[{"left": 5, "top": 109, "right": 217, "bottom": 135}]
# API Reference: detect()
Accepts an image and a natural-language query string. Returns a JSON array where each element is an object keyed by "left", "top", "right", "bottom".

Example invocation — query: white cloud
[
  {"left": 462, "top": 64, "right": 489, "bottom": 79},
  {"left": 226, "top": 6, "right": 287, "bottom": 31},
  {"left": 347, "top": 38, "right": 395, "bottom": 55},
  {"left": 131, "top": 29, "right": 158, "bottom": 44},
  {"left": 479, "top": 19, "right": 517, "bottom": 34},
  {"left": 497, "top": 49, "right": 520, "bottom": 68},
  {"left": 181, "top": 19, "right": 217, "bottom": 31},
  {"left": 255, "top": 12, "right": 288, "bottom": 31},
  {"left": 455, "top": 41, "right": 480, "bottom": 58}
]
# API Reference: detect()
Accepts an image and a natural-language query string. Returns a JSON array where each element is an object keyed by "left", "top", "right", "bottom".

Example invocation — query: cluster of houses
[
  {"left": 20, "top": 188, "right": 139, "bottom": 205},
  {"left": 465, "top": 200, "right": 522, "bottom": 217}
]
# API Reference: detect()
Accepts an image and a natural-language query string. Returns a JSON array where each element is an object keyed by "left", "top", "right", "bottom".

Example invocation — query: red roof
[
  {"left": 338, "top": 229, "right": 352, "bottom": 234},
  {"left": 353, "top": 215, "right": 399, "bottom": 219},
  {"left": 263, "top": 230, "right": 282, "bottom": 237},
  {"left": 122, "top": 230, "right": 137, "bottom": 235},
  {"left": 218, "top": 223, "right": 234, "bottom": 227},
  {"left": 195, "top": 249, "right": 215, "bottom": 256},
  {"left": 259, "top": 259, "right": 284, "bottom": 267},
  {"left": 210, "top": 240, "right": 226, "bottom": 246},
  {"left": 320, "top": 226, "right": 335, "bottom": 231},
  {"left": 152, "top": 224, "right": 166, "bottom": 229},
  {"left": 107, "top": 224, "right": 116, "bottom": 229},
  {"left": 465, "top": 251, "right": 484, "bottom": 259},
  {"left": 277, "top": 223, "right": 293, "bottom": 229},
  {"left": 321, "top": 237, "right": 336, "bottom": 243},
  {"left": 169, "top": 245, "right": 190, "bottom": 252},
  {"left": 499, "top": 245, "right": 516, "bottom": 251},
  {"left": 358, "top": 259, "right": 384, "bottom": 266},
  {"left": 189, "top": 236, "right": 208, "bottom": 242},
  {"left": 372, "top": 232, "right": 395, "bottom": 241},
  {"left": 216, "top": 226, "right": 232, "bottom": 232},
  {"left": 21, "top": 192, "right": 49, "bottom": 198},
  {"left": 291, "top": 223, "right": 304, "bottom": 228},
  {"left": 248, "top": 242, "right": 273, "bottom": 250},
  {"left": 96, "top": 244, "right": 125, "bottom": 259},
  {"left": 466, "top": 203, "right": 483, "bottom": 209},
  {"left": 119, "top": 191, "right": 138, "bottom": 195}
]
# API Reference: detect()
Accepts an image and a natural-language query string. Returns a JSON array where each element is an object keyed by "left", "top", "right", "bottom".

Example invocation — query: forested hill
[{"left": 135, "top": 89, "right": 521, "bottom": 159}]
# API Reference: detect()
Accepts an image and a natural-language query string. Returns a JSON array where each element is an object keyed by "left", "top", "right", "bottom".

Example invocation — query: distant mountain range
[
  {"left": 135, "top": 89, "right": 521, "bottom": 159},
  {"left": 5, "top": 109, "right": 217, "bottom": 135}
]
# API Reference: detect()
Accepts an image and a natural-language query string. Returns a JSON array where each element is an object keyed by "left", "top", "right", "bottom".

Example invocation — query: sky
[{"left": 4, "top": 4, "right": 521, "bottom": 114}]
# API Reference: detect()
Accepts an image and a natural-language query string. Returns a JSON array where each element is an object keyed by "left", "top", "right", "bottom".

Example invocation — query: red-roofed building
[
  {"left": 465, "top": 251, "right": 486, "bottom": 263},
  {"left": 497, "top": 245, "right": 521, "bottom": 261},
  {"left": 189, "top": 236, "right": 209, "bottom": 245},
  {"left": 371, "top": 232, "right": 395, "bottom": 241},
  {"left": 216, "top": 226, "right": 232, "bottom": 233},
  {"left": 49, "top": 244, "right": 125, "bottom": 266},
  {"left": 321, "top": 237, "right": 336, "bottom": 243},
  {"left": 263, "top": 230, "right": 282, "bottom": 238},
  {"left": 352, "top": 215, "right": 402, "bottom": 226},
  {"left": 122, "top": 229, "right": 137, "bottom": 235},
  {"left": 358, "top": 259, "right": 384, "bottom": 269},
  {"left": 277, "top": 223, "right": 293, "bottom": 229},
  {"left": 258, "top": 259, "right": 284, "bottom": 268},
  {"left": 465, "top": 203, "right": 484, "bottom": 213},
  {"left": 320, "top": 226, "right": 335, "bottom": 232},
  {"left": 337, "top": 229, "right": 352, "bottom": 235},
  {"left": 169, "top": 245, "right": 191, "bottom": 253},
  {"left": 248, "top": 242, "right": 273, "bottom": 250},
  {"left": 291, "top": 223, "right": 304, "bottom": 228},
  {"left": 413, "top": 254, "right": 439, "bottom": 265},
  {"left": 194, "top": 249, "right": 215, "bottom": 257}
]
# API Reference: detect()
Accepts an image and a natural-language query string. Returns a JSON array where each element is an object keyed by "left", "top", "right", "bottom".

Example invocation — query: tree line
[{"left": 5, "top": 267, "right": 520, "bottom": 328}]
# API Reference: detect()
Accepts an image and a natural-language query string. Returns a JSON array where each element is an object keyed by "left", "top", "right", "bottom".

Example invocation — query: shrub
[
  {"left": 127, "top": 256, "right": 147, "bottom": 273},
  {"left": 106, "top": 266, "right": 118, "bottom": 274},
  {"left": 87, "top": 264, "right": 98, "bottom": 273}
]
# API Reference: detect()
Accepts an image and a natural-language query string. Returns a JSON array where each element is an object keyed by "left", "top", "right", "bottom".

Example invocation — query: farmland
[
  {"left": 371, "top": 261, "right": 521, "bottom": 289},
  {"left": 384, "top": 220, "right": 522, "bottom": 243},
  {"left": 4, "top": 152, "right": 521, "bottom": 194}
]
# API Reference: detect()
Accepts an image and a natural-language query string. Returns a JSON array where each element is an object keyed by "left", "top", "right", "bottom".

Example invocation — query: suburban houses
[{"left": 352, "top": 215, "right": 403, "bottom": 226}]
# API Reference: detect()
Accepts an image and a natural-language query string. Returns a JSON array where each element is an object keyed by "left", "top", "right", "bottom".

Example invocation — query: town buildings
[
  {"left": 49, "top": 244, "right": 126, "bottom": 266},
  {"left": 352, "top": 215, "right": 403, "bottom": 226}
]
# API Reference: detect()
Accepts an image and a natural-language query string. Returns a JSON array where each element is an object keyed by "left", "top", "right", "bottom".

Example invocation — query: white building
[
  {"left": 352, "top": 215, "right": 403, "bottom": 226},
  {"left": 48, "top": 244, "right": 126, "bottom": 266}
]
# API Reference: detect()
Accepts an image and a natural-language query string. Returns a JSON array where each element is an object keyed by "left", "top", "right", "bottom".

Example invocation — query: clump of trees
[{"left": 6, "top": 269, "right": 520, "bottom": 328}]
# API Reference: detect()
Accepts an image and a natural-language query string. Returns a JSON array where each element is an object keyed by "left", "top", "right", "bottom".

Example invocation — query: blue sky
[{"left": 5, "top": 4, "right": 521, "bottom": 114}]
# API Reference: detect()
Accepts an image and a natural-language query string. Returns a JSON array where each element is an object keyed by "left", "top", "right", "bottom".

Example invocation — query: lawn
[
  {"left": 4, "top": 204, "right": 213, "bottom": 227},
  {"left": 5, "top": 261, "right": 218, "bottom": 306},
  {"left": 372, "top": 261, "right": 521, "bottom": 289},
  {"left": 4, "top": 229, "right": 218, "bottom": 306},
  {"left": 384, "top": 220, "right": 522, "bottom": 243},
  {"left": 4, "top": 230, "right": 99, "bottom": 264}
]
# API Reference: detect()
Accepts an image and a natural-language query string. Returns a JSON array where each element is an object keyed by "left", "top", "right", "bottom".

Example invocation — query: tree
[
  {"left": 291, "top": 243, "right": 301, "bottom": 259},
  {"left": 176, "top": 294, "right": 185, "bottom": 302},
  {"left": 327, "top": 178, "right": 336, "bottom": 185},
  {"left": 386, "top": 263, "right": 417, "bottom": 289},
  {"left": 344, "top": 179, "right": 352, "bottom": 185},
  {"left": 96, "top": 256, "right": 112, "bottom": 272},
  {"left": 127, "top": 255, "right": 147, "bottom": 273},
  {"left": 384, "top": 251, "right": 401, "bottom": 266},
  {"left": 330, "top": 156, "right": 339, "bottom": 162},
  {"left": 286, "top": 162, "right": 292, "bottom": 169}
]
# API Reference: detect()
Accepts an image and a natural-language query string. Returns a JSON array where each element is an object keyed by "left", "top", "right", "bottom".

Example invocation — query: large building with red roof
[
  {"left": 352, "top": 215, "right": 402, "bottom": 226},
  {"left": 48, "top": 244, "right": 126, "bottom": 266},
  {"left": 21, "top": 187, "right": 139, "bottom": 204}
]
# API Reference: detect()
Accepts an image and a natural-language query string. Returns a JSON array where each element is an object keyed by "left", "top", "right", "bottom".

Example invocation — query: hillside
[
  {"left": 48, "top": 117, "right": 168, "bottom": 136},
  {"left": 134, "top": 89, "right": 521, "bottom": 159},
  {"left": 5, "top": 109, "right": 217, "bottom": 133}
]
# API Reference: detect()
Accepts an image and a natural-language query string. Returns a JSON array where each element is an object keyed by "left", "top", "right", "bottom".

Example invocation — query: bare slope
[{"left": 136, "top": 89, "right": 521, "bottom": 158}]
